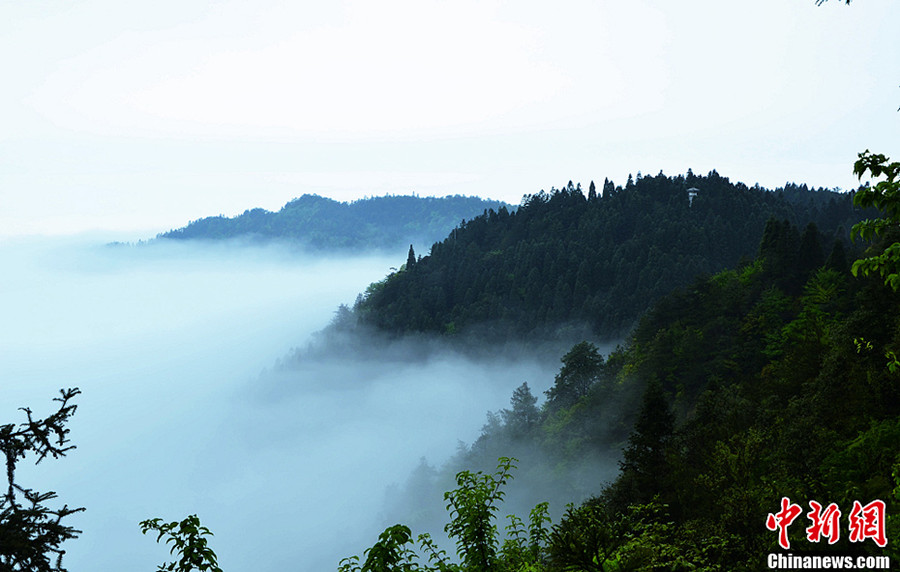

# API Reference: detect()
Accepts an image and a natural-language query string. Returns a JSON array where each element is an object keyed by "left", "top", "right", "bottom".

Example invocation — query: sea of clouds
[{"left": 1, "top": 236, "right": 563, "bottom": 571}]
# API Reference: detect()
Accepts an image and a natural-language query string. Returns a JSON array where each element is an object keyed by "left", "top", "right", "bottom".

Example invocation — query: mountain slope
[
  {"left": 375, "top": 218, "right": 900, "bottom": 571},
  {"left": 354, "top": 171, "right": 870, "bottom": 339},
  {"left": 157, "top": 194, "right": 510, "bottom": 251}
]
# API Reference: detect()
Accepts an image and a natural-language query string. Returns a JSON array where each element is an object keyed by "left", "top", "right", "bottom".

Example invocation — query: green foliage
[
  {"left": 606, "top": 231, "right": 897, "bottom": 562},
  {"left": 545, "top": 342, "right": 605, "bottom": 412},
  {"left": 338, "top": 525, "right": 425, "bottom": 572},
  {"left": 139, "top": 515, "right": 223, "bottom": 572},
  {"left": 610, "top": 502, "right": 742, "bottom": 572},
  {"left": 547, "top": 499, "right": 624, "bottom": 571},
  {"left": 444, "top": 458, "right": 516, "bottom": 571},
  {"left": 851, "top": 151, "right": 900, "bottom": 291},
  {"left": 451, "top": 206, "right": 899, "bottom": 569},
  {"left": 0, "top": 388, "right": 83, "bottom": 572},
  {"left": 821, "top": 419, "right": 900, "bottom": 505},
  {"left": 342, "top": 458, "right": 553, "bottom": 572},
  {"left": 609, "top": 381, "right": 675, "bottom": 512},
  {"left": 501, "top": 383, "right": 541, "bottom": 439},
  {"left": 500, "top": 504, "right": 551, "bottom": 570},
  {"left": 416, "top": 533, "right": 458, "bottom": 572},
  {"left": 887, "top": 349, "right": 900, "bottom": 375},
  {"left": 548, "top": 499, "right": 742, "bottom": 571}
]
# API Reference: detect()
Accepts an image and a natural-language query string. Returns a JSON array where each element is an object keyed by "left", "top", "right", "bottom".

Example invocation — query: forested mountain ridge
[
  {"left": 355, "top": 170, "right": 871, "bottom": 339},
  {"left": 157, "top": 194, "right": 510, "bottom": 251},
  {"left": 366, "top": 214, "right": 900, "bottom": 571}
]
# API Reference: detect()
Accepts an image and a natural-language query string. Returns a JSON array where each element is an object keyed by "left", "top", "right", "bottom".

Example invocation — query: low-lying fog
[{"left": 1, "top": 236, "right": 563, "bottom": 571}]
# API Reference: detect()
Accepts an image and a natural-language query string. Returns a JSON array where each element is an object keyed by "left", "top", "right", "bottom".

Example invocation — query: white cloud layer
[{"left": 1, "top": 237, "right": 563, "bottom": 570}]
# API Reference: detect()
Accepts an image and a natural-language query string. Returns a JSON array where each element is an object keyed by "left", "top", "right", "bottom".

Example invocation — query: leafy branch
[
  {"left": 140, "top": 514, "right": 223, "bottom": 572},
  {"left": 851, "top": 150, "right": 900, "bottom": 291},
  {"left": 339, "top": 457, "right": 552, "bottom": 572}
]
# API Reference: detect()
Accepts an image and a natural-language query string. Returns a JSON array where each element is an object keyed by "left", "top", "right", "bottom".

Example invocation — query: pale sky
[{"left": 2, "top": 0, "right": 898, "bottom": 237}]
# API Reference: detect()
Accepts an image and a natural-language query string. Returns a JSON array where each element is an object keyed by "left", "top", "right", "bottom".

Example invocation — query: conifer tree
[
  {"left": 545, "top": 342, "right": 604, "bottom": 411},
  {"left": 797, "top": 222, "right": 825, "bottom": 278},
  {"left": 501, "top": 383, "right": 540, "bottom": 439},
  {"left": 406, "top": 244, "right": 416, "bottom": 270},
  {"left": 602, "top": 178, "right": 614, "bottom": 199},
  {"left": 614, "top": 380, "right": 675, "bottom": 508},
  {"left": 0, "top": 388, "right": 83, "bottom": 572}
]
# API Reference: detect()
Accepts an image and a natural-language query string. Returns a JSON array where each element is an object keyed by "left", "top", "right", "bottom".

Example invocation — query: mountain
[
  {"left": 353, "top": 171, "right": 872, "bottom": 340},
  {"left": 156, "top": 194, "right": 511, "bottom": 251},
  {"left": 370, "top": 214, "right": 900, "bottom": 571}
]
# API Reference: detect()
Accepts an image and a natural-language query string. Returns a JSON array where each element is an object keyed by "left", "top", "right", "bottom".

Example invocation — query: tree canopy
[{"left": 354, "top": 171, "right": 870, "bottom": 340}]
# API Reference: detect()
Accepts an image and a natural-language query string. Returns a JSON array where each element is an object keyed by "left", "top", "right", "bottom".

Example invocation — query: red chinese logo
[
  {"left": 767, "top": 498, "right": 887, "bottom": 549},
  {"left": 806, "top": 501, "right": 841, "bottom": 544},
  {"left": 766, "top": 497, "right": 803, "bottom": 549},
  {"left": 848, "top": 500, "right": 887, "bottom": 548}
]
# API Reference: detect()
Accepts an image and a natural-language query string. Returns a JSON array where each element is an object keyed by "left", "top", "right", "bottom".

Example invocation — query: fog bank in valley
[{"left": 1, "top": 236, "right": 570, "bottom": 571}]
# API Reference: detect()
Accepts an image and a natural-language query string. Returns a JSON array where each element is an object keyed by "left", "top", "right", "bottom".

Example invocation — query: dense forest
[
  {"left": 354, "top": 171, "right": 871, "bottom": 339},
  {"left": 343, "top": 156, "right": 900, "bottom": 571},
  {"left": 157, "top": 194, "right": 509, "bottom": 252}
]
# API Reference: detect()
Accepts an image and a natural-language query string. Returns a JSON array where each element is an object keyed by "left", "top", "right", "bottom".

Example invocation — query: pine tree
[
  {"left": 406, "top": 244, "right": 416, "bottom": 270},
  {"left": 797, "top": 222, "right": 824, "bottom": 279},
  {"left": 613, "top": 380, "right": 675, "bottom": 509},
  {"left": 825, "top": 239, "right": 848, "bottom": 272},
  {"left": 1, "top": 389, "right": 83, "bottom": 572},
  {"left": 501, "top": 383, "right": 540, "bottom": 439},
  {"left": 545, "top": 342, "right": 604, "bottom": 411},
  {"left": 602, "top": 178, "right": 614, "bottom": 199}
]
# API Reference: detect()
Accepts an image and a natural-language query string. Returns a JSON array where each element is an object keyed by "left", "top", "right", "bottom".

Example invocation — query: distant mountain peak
[{"left": 156, "top": 193, "right": 511, "bottom": 252}]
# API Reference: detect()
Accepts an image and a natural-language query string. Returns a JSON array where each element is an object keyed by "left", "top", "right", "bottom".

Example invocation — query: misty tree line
[{"left": 355, "top": 170, "right": 871, "bottom": 341}]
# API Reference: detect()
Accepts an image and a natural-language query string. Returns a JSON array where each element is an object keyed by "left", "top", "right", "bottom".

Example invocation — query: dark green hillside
[
  {"left": 346, "top": 153, "right": 900, "bottom": 571},
  {"left": 553, "top": 224, "right": 899, "bottom": 569},
  {"left": 355, "top": 171, "right": 869, "bottom": 339},
  {"left": 157, "top": 194, "right": 509, "bottom": 251},
  {"left": 364, "top": 211, "right": 900, "bottom": 571}
]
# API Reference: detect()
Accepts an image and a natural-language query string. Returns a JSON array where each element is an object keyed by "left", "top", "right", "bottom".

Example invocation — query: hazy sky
[{"left": 2, "top": 0, "right": 898, "bottom": 236}]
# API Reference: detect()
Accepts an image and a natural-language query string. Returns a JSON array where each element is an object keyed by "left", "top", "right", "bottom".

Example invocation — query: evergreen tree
[
  {"left": 501, "top": 383, "right": 540, "bottom": 439},
  {"left": 1, "top": 389, "right": 83, "bottom": 572},
  {"left": 602, "top": 178, "right": 614, "bottom": 199},
  {"left": 797, "top": 222, "right": 824, "bottom": 278},
  {"left": 545, "top": 342, "right": 604, "bottom": 411},
  {"left": 406, "top": 244, "right": 416, "bottom": 270},
  {"left": 612, "top": 380, "right": 675, "bottom": 510},
  {"left": 826, "top": 239, "right": 849, "bottom": 272}
]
